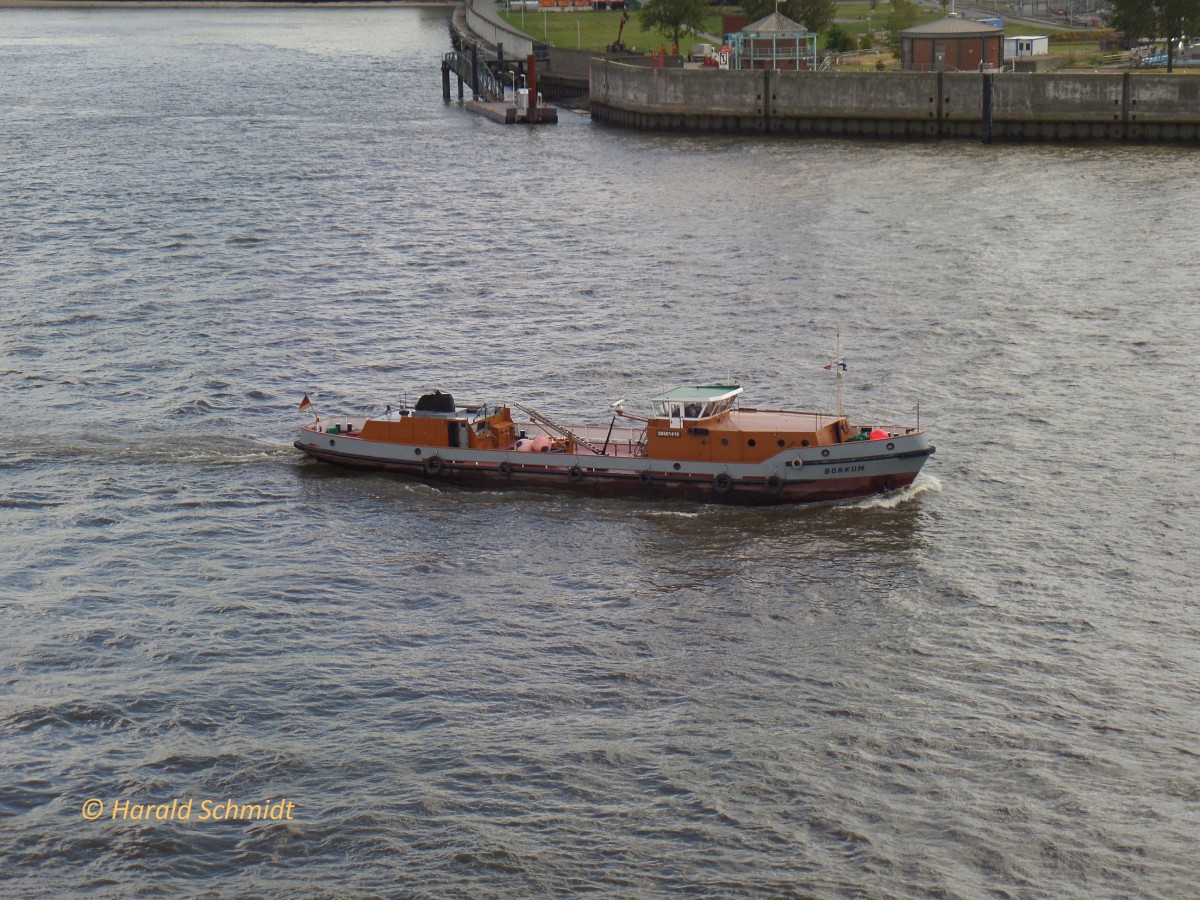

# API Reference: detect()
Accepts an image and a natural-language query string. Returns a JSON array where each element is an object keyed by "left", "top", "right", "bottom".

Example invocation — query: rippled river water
[{"left": 2, "top": 7, "right": 1199, "bottom": 897}]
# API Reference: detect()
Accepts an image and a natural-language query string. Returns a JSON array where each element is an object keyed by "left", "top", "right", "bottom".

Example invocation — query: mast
[
  {"left": 823, "top": 331, "right": 847, "bottom": 419},
  {"left": 835, "top": 329, "right": 843, "bottom": 419}
]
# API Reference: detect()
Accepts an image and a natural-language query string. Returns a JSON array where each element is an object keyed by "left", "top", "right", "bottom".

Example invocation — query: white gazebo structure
[{"left": 728, "top": 11, "right": 817, "bottom": 71}]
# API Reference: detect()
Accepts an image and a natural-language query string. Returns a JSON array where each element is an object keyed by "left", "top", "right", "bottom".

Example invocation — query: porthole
[
  {"left": 821, "top": 449, "right": 830, "bottom": 457},
  {"left": 777, "top": 439, "right": 785, "bottom": 448},
  {"left": 887, "top": 442, "right": 895, "bottom": 451},
  {"left": 801, "top": 440, "right": 809, "bottom": 448},
  {"left": 329, "top": 439, "right": 335, "bottom": 447},
  {"left": 673, "top": 462, "right": 681, "bottom": 471},
  {"left": 414, "top": 448, "right": 422, "bottom": 456},
  {"left": 721, "top": 438, "right": 729, "bottom": 446},
  {"left": 747, "top": 439, "right": 756, "bottom": 448}
]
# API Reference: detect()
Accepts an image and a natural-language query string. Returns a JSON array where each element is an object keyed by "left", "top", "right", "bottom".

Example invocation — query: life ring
[
  {"left": 638, "top": 470, "right": 654, "bottom": 486},
  {"left": 765, "top": 475, "right": 783, "bottom": 494},
  {"left": 714, "top": 472, "right": 733, "bottom": 494},
  {"left": 498, "top": 461, "right": 513, "bottom": 477},
  {"left": 425, "top": 456, "right": 444, "bottom": 475},
  {"left": 568, "top": 466, "right": 584, "bottom": 483}
]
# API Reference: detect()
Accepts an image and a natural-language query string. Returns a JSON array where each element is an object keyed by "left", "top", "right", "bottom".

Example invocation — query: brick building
[{"left": 900, "top": 17, "right": 1004, "bottom": 72}]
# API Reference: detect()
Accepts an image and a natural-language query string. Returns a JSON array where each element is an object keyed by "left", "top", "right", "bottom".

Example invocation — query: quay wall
[
  {"left": 589, "top": 60, "right": 1200, "bottom": 142},
  {"left": 464, "top": 0, "right": 535, "bottom": 58}
]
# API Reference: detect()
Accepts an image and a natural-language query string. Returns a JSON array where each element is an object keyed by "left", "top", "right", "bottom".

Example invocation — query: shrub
[
  {"left": 1049, "top": 29, "right": 1112, "bottom": 44},
  {"left": 825, "top": 24, "right": 856, "bottom": 53}
]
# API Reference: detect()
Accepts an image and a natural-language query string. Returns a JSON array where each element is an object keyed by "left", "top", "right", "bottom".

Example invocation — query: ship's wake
[
  {"left": 2, "top": 432, "right": 295, "bottom": 470},
  {"left": 847, "top": 473, "right": 943, "bottom": 510}
]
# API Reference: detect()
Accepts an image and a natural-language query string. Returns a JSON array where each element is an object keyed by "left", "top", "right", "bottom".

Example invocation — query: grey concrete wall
[
  {"left": 994, "top": 73, "right": 1122, "bottom": 122},
  {"left": 1130, "top": 76, "right": 1200, "bottom": 122},
  {"left": 466, "top": 0, "right": 535, "bottom": 58},
  {"left": 1012, "top": 55, "right": 1063, "bottom": 73},
  {"left": 774, "top": 71, "right": 942, "bottom": 119},
  {"left": 548, "top": 48, "right": 682, "bottom": 80},
  {"left": 547, "top": 48, "right": 598, "bottom": 80},
  {"left": 589, "top": 59, "right": 1200, "bottom": 142},
  {"left": 591, "top": 62, "right": 763, "bottom": 117}
]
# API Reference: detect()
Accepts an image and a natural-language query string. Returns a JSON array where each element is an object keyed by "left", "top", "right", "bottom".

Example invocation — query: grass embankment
[
  {"left": 829, "top": 4, "right": 1114, "bottom": 68},
  {"left": 500, "top": 5, "right": 909, "bottom": 53},
  {"left": 499, "top": 5, "right": 914, "bottom": 55},
  {"left": 499, "top": 8, "right": 723, "bottom": 54},
  {"left": 499, "top": 4, "right": 1186, "bottom": 71}
]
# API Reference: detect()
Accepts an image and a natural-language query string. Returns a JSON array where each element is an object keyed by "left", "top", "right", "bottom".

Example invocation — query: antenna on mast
[
  {"left": 824, "top": 329, "right": 848, "bottom": 419},
  {"left": 836, "top": 329, "right": 843, "bottom": 419}
]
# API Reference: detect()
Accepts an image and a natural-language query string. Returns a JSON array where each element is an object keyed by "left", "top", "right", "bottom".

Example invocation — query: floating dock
[
  {"left": 464, "top": 99, "right": 558, "bottom": 125},
  {"left": 443, "top": 49, "right": 557, "bottom": 125}
]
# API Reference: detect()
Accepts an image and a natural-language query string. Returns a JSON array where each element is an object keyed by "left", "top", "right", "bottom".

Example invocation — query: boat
[{"left": 293, "top": 383, "right": 935, "bottom": 506}]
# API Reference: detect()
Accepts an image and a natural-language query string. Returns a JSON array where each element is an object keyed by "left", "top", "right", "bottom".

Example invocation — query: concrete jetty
[{"left": 590, "top": 60, "right": 1200, "bottom": 143}]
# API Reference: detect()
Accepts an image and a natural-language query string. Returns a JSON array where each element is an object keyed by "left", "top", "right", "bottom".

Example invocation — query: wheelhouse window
[{"left": 650, "top": 386, "right": 742, "bottom": 420}]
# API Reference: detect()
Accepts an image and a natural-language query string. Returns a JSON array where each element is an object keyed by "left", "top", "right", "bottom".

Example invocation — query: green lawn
[
  {"left": 498, "top": 3, "right": 1099, "bottom": 54},
  {"left": 829, "top": 5, "right": 945, "bottom": 37},
  {"left": 499, "top": 8, "right": 725, "bottom": 53}
]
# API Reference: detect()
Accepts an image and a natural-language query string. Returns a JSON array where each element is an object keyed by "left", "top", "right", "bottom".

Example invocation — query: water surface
[{"left": 2, "top": 8, "right": 1198, "bottom": 897}]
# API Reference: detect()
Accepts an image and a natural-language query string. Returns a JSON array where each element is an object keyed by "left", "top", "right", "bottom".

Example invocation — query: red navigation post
[{"left": 526, "top": 53, "right": 539, "bottom": 124}]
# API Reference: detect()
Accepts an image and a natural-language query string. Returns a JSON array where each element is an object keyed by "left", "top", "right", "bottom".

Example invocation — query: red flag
[{"left": 298, "top": 393, "right": 312, "bottom": 412}]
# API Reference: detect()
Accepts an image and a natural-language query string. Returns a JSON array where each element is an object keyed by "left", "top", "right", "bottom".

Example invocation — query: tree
[
  {"left": 1107, "top": 0, "right": 1200, "bottom": 72},
  {"left": 740, "top": 0, "right": 838, "bottom": 37},
  {"left": 796, "top": 0, "right": 838, "bottom": 37},
  {"left": 825, "top": 24, "right": 856, "bottom": 53},
  {"left": 885, "top": 0, "right": 920, "bottom": 52},
  {"left": 638, "top": 0, "right": 710, "bottom": 49}
]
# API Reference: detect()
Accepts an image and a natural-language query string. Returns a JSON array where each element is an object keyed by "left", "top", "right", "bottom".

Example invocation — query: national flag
[
  {"left": 824, "top": 357, "right": 847, "bottom": 372},
  {"left": 298, "top": 393, "right": 312, "bottom": 412}
]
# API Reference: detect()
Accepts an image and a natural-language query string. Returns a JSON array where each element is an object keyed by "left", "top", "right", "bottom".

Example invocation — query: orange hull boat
[{"left": 294, "top": 385, "right": 934, "bottom": 506}]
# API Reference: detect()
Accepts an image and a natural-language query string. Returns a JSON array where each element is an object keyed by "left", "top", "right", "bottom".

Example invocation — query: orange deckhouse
[
  {"left": 644, "top": 385, "right": 850, "bottom": 464},
  {"left": 295, "top": 384, "right": 934, "bottom": 506}
]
